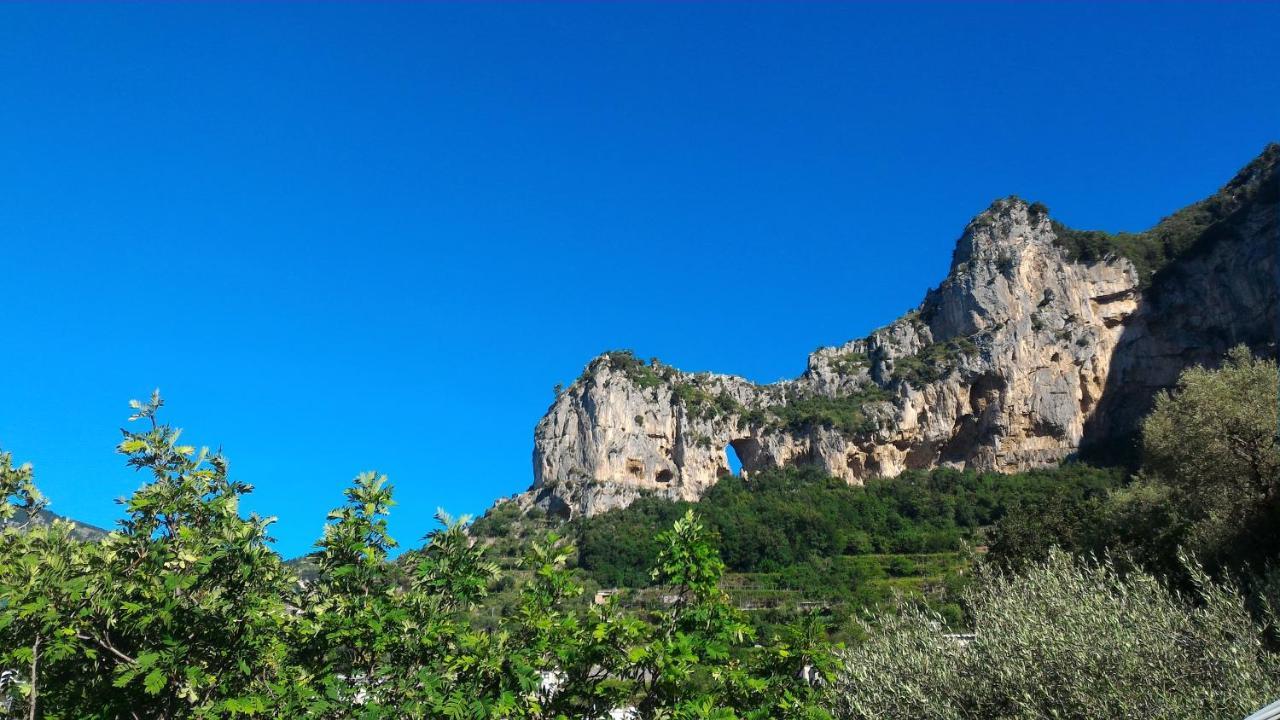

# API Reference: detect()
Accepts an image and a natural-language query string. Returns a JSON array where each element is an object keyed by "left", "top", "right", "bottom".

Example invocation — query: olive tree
[
  {"left": 1141, "top": 345, "right": 1280, "bottom": 570},
  {"left": 835, "top": 550, "right": 1280, "bottom": 720}
]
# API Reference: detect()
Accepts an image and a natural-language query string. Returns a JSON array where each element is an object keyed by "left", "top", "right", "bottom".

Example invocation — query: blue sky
[{"left": 1, "top": 3, "right": 1277, "bottom": 557}]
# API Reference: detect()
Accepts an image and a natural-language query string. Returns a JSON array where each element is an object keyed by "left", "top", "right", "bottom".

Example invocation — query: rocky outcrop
[
  {"left": 1085, "top": 146, "right": 1280, "bottom": 447},
  {"left": 517, "top": 145, "right": 1279, "bottom": 518}
]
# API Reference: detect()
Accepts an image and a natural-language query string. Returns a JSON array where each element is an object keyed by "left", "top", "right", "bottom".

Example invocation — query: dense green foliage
[
  {"left": 672, "top": 383, "right": 742, "bottom": 422},
  {"left": 512, "top": 463, "right": 1121, "bottom": 643},
  {"left": 0, "top": 392, "right": 295, "bottom": 718},
  {"left": 0, "top": 395, "right": 832, "bottom": 719},
  {"left": 1143, "top": 346, "right": 1280, "bottom": 570},
  {"left": 987, "top": 347, "right": 1280, "bottom": 586},
  {"left": 570, "top": 463, "right": 1122, "bottom": 586},
  {"left": 1051, "top": 222, "right": 1165, "bottom": 281},
  {"left": 836, "top": 550, "right": 1280, "bottom": 719},
  {"left": 2, "top": 343, "right": 1278, "bottom": 718}
]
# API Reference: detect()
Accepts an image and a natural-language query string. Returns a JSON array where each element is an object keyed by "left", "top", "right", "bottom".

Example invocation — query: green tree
[
  {"left": 0, "top": 450, "right": 85, "bottom": 718},
  {"left": 835, "top": 550, "right": 1280, "bottom": 720},
  {"left": 1141, "top": 345, "right": 1280, "bottom": 570},
  {"left": 617, "top": 510, "right": 833, "bottom": 719},
  {"left": 286, "top": 470, "right": 411, "bottom": 716},
  {"left": 0, "top": 391, "right": 294, "bottom": 718}
]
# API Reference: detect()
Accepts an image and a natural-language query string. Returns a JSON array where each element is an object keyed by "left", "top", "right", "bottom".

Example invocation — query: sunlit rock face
[{"left": 515, "top": 146, "right": 1278, "bottom": 519}]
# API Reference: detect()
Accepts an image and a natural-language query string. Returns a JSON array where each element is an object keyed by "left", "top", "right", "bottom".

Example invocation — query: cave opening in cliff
[{"left": 724, "top": 443, "right": 743, "bottom": 477}]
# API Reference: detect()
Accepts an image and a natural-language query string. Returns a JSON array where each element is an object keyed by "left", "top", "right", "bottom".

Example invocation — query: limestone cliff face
[
  {"left": 519, "top": 146, "right": 1278, "bottom": 518},
  {"left": 1087, "top": 146, "right": 1279, "bottom": 442}
]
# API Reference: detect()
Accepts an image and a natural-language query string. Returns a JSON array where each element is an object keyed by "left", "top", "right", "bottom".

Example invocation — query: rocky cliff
[{"left": 518, "top": 145, "right": 1279, "bottom": 518}]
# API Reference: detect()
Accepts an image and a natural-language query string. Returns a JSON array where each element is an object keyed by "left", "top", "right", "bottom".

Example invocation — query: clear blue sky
[{"left": 1, "top": 3, "right": 1277, "bottom": 557}]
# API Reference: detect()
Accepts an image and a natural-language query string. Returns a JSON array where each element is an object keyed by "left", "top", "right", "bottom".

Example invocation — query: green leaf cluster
[
  {"left": 0, "top": 394, "right": 834, "bottom": 719},
  {"left": 836, "top": 550, "right": 1280, "bottom": 719}
]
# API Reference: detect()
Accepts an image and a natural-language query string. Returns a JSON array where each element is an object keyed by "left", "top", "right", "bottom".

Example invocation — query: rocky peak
[
  {"left": 512, "top": 146, "right": 1278, "bottom": 519},
  {"left": 923, "top": 195, "right": 1126, "bottom": 343},
  {"left": 948, "top": 196, "right": 1052, "bottom": 273}
]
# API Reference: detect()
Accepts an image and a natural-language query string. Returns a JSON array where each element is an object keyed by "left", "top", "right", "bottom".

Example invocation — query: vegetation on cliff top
[
  {"left": 593, "top": 333, "right": 980, "bottom": 436},
  {"left": 602, "top": 349, "right": 670, "bottom": 389},
  {"left": 740, "top": 385, "right": 891, "bottom": 437},
  {"left": 1048, "top": 142, "right": 1279, "bottom": 286},
  {"left": 889, "top": 336, "right": 978, "bottom": 387}
]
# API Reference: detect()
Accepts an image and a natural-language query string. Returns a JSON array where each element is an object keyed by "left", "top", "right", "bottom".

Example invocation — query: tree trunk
[{"left": 27, "top": 635, "right": 39, "bottom": 720}]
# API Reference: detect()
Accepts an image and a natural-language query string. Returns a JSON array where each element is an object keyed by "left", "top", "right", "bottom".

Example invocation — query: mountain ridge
[
  {"left": 2, "top": 507, "right": 108, "bottom": 542},
  {"left": 513, "top": 144, "right": 1279, "bottom": 519}
]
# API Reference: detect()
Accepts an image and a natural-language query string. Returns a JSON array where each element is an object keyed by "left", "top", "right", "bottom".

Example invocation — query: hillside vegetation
[
  {"left": 476, "top": 462, "right": 1123, "bottom": 638},
  {"left": 1, "top": 345, "right": 1277, "bottom": 718},
  {"left": 1047, "top": 142, "right": 1279, "bottom": 285}
]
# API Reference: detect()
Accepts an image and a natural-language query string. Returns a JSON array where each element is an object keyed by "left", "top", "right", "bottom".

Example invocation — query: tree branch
[{"left": 76, "top": 632, "right": 137, "bottom": 665}]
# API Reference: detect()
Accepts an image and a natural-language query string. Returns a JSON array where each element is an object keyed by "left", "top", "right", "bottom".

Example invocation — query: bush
[
  {"left": 602, "top": 349, "right": 666, "bottom": 388},
  {"left": 835, "top": 550, "right": 1280, "bottom": 719},
  {"left": 671, "top": 381, "right": 742, "bottom": 420},
  {"left": 891, "top": 336, "right": 978, "bottom": 386},
  {"left": 828, "top": 351, "right": 869, "bottom": 375},
  {"left": 886, "top": 556, "right": 916, "bottom": 577},
  {"left": 1142, "top": 346, "right": 1279, "bottom": 571},
  {"left": 767, "top": 387, "right": 889, "bottom": 436}
]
